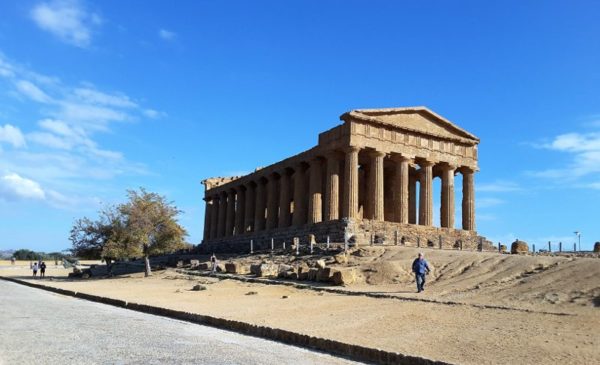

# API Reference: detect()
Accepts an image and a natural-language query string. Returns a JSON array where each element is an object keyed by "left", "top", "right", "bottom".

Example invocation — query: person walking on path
[
  {"left": 32, "top": 262, "right": 38, "bottom": 278},
  {"left": 39, "top": 262, "right": 46, "bottom": 278},
  {"left": 210, "top": 254, "right": 218, "bottom": 275},
  {"left": 412, "top": 252, "right": 430, "bottom": 293}
]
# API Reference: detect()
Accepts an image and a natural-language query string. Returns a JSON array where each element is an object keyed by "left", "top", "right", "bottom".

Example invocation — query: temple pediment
[{"left": 341, "top": 107, "right": 479, "bottom": 145}]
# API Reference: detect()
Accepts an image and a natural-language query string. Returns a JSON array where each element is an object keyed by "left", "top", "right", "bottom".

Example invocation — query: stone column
[
  {"left": 392, "top": 155, "right": 411, "bottom": 224},
  {"left": 225, "top": 190, "right": 236, "bottom": 236},
  {"left": 217, "top": 192, "right": 227, "bottom": 237},
  {"left": 324, "top": 152, "right": 340, "bottom": 221},
  {"left": 234, "top": 186, "right": 245, "bottom": 235},
  {"left": 441, "top": 164, "right": 456, "bottom": 229},
  {"left": 278, "top": 172, "right": 291, "bottom": 228},
  {"left": 203, "top": 198, "right": 212, "bottom": 240},
  {"left": 254, "top": 180, "right": 266, "bottom": 232},
  {"left": 409, "top": 174, "right": 417, "bottom": 224},
  {"left": 292, "top": 163, "right": 307, "bottom": 226},
  {"left": 308, "top": 158, "right": 323, "bottom": 224},
  {"left": 342, "top": 146, "right": 360, "bottom": 219},
  {"left": 462, "top": 167, "right": 476, "bottom": 231},
  {"left": 210, "top": 196, "right": 219, "bottom": 239},
  {"left": 266, "top": 175, "right": 279, "bottom": 230},
  {"left": 368, "top": 151, "right": 386, "bottom": 221},
  {"left": 243, "top": 182, "right": 255, "bottom": 233},
  {"left": 418, "top": 160, "right": 434, "bottom": 226}
]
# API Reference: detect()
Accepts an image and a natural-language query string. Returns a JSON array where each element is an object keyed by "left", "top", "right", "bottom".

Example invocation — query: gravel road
[{"left": 0, "top": 280, "right": 358, "bottom": 364}]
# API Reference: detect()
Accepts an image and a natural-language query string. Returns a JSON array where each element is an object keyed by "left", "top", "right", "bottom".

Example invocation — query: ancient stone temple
[{"left": 201, "top": 107, "right": 489, "bottom": 253}]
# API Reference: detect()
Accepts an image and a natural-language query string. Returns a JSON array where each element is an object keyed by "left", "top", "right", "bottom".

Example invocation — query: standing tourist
[
  {"left": 210, "top": 254, "right": 218, "bottom": 275},
  {"left": 40, "top": 261, "right": 47, "bottom": 278},
  {"left": 411, "top": 252, "right": 430, "bottom": 293},
  {"left": 32, "top": 262, "right": 38, "bottom": 278}
]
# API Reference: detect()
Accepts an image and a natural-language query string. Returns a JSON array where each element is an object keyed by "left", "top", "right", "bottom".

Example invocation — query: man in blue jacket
[{"left": 412, "top": 252, "right": 430, "bottom": 293}]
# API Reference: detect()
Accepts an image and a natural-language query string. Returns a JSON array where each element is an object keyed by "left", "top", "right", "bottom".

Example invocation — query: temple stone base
[{"left": 199, "top": 219, "right": 493, "bottom": 254}]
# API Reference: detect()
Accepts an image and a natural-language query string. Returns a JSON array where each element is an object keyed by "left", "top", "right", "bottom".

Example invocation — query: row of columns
[{"left": 204, "top": 147, "right": 476, "bottom": 240}]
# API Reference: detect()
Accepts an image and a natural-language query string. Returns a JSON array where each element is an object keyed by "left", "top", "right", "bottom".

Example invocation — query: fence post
[
  {"left": 271, "top": 238, "right": 274, "bottom": 253},
  {"left": 395, "top": 230, "right": 398, "bottom": 245},
  {"left": 283, "top": 241, "right": 286, "bottom": 250},
  {"left": 326, "top": 236, "right": 330, "bottom": 250},
  {"left": 417, "top": 237, "right": 420, "bottom": 248},
  {"left": 250, "top": 239, "right": 254, "bottom": 254},
  {"left": 310, "top": 239, "right": 314, "bottom": 254},
  {"left": 439, "top": 235, "right": 442, "bottom": 249}
]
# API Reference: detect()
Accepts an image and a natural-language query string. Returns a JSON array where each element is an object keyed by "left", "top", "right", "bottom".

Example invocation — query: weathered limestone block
[
  {"left": 316, "top": 267, "right": 332, "bottom": 282},
  {"left": 307, "top": 268, "right": 319, "bottom": 281},
  {"left": 511, "top": 240, "right": 529, "bottom": 254},
  {"left": 333, "top": 253, "right": 347, "bottom": 265},
  {"left": 330, "top": 268, "right": 357, "bottom": 286},
  {"left": 251, "top": 263, "right": 278, "bottom": 277},
  {"left": 190, "top": 259, "right": 200, "bottom": 268},
  {"left": 197, "top": 262, "right": 210, "bottom": 270},
  {"left": 225, "top": 262, "right": 250, "bottom": 274},
  {"left": 216, "top": 263, "right": 226, "bottom": 272},
  {"left": 315, "top": 259, "right": 326, "bottom": 269}
]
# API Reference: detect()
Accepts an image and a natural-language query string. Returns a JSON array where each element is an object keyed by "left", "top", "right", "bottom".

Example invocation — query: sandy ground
[{"left": 2, "top": 247, "right": 598, "bottom": 365}]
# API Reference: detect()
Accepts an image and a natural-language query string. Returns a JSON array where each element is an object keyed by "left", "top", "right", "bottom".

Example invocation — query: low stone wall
[{"left": 200, "top": 218, "right": 492, "bottom": 253}]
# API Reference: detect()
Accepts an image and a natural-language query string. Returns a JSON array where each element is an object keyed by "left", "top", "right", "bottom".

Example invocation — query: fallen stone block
[
  {"left": 315, "top": 259, "right": 326, "bottom": 269},
  {"left": 251, "top": 263, "right": 278, "bottom": 277},
  {"left": 330, "top": 268, "right": 357, "bottom": 286},
  {"left": 307, "top": 268, "right": 319, "bottom": 281},
  {"left": 316, "top": 267, "right": 332, "bottom": 282},
  {"left": 190, "top": 259, "right": 200, "bottom": 268}
]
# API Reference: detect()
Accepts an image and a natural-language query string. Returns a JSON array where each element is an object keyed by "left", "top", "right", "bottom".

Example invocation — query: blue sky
[{"left": 0, "top": 0, "right": 599, "bottom": 252}]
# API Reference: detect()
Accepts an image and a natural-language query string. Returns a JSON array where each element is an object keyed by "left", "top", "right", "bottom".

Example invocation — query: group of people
[{"left": 31, "top": 261, "right": 47, "bottom": 278}]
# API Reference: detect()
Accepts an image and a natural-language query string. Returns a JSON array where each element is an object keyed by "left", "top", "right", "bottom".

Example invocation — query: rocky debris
[
  {"left": 315, "top": 259, "right": 326, "bottom": 269},
  {"left": 225, "top": 262, "right": 250, "bottom": 274},
  {"left": 330, "top": 268, "right": 357, "bottom": 286},
  {"left": 281, "top": 295, "right": 289, "bottom": 299},
  {"left": 511, "top": 240, "right": 529, "bottom": 254},
  {"left": 197, "top": 262, "right": 210, "bottom": 270},
  {"left": 333, "top": 253, "right": 347, "bottom": 265},
  {"left": 245, "top": 291, "right": 258, "bottom": 295},
  {"left": 250, "top": 263, "right": 278, "bottom": 277},
  {"left": 307, "top": 268, "right": 319, "bottom": 281},
  {"left": 374, "top": 234, "right": 386, "bottom": 244},
  {"left": 316, "top": 267, "right": 332, "bottom": 282},
  {"left": 192, "top": 284, "right": 207, "bottom": 291},
  {"left": 190, "top": 260, "right": 200, "bottom": 268}
]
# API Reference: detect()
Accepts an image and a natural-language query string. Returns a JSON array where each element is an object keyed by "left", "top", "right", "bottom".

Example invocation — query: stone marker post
[
  {"left": 326, "top": 236, "right": 330, "bottom": 249},
  {"left": 250, "top": 239, "right": 254, "bottom": 254},
  {"left": 533, "top": 244, "right": 536, "bottom": 254},
  {"left": 271, "top": 238, "right": 274, "bottom": 253},
  {"left": 417, "top": 237, "right": 420, "bottom": 248},
  {"left": 548, "top": 241, "right": 551, "bottom": 252},
  {"left": 559, "top": 241, "right": 562, "bottom": 252},
  {"left": 283, "top": 241, "right": 286, "bottom": 250},
  {"left": 439, "top": 235, "right": 442, "bottom": 249},
  {"left": 498, "top": 242, "right": 501, "bottom": 253}
]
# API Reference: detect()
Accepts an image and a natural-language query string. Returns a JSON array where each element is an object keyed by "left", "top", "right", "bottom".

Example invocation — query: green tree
[
  {"left": 119, "top": 188, "right": 187, "bottom": 276},
  {"left": 69, "top": 205, "right": 123, "bottom": 261}
]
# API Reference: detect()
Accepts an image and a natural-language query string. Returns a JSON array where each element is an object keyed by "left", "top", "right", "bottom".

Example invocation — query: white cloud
[
  {"left": 477, "top": 181, "right": 521, "bottom": 192},
  {"left": 15, "top": 80, "right": 53, "bottom": 103},
  {"left": 476, "top": 197, "right": 505, "bottom": 208},
  {"left": 74, "top": 88, "right": 137, "bottom": 108},
  {"left": 30, "top": 0, "right": 101, "bottom": 48},
  {"left": 158, "top": 28, "right": 176, "bottom": 41},
  {"left": 534, "top": 130, "right": 600, "bottom": 179},
  {"left": 0, "top": 124, "right": 26, "bottom": 148},
  {"left": 0, "top": 172, "right": 45, "bottom": 201}
]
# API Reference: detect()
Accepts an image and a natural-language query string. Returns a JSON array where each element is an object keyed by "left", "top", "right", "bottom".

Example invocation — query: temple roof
[{"left": 340, "top": 106, "right": 480, "bottom": 144}]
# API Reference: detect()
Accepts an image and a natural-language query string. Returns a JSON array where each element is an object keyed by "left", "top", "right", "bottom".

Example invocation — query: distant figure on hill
[
  {"left": 210, "top": 254, "right": 218, "bottom": 275},
  {"left": 412, "top": 252, "right": 430, "bottom": 293},
  {"left": 32, "top": 262, "right": 38, "bottom": 278},
  {"left": 40, "top": 262, "right": 47, "bottom": 278}
]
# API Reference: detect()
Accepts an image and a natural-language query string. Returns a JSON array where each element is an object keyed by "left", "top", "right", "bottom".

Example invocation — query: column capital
[
  {"left": 391, "top": 154, "right": 414, "bottom": 163},
  {"left": 460, "top": 166, "right": 477, "bottom": 174},
  {"left": 418, "top": 159, "right": 436, "bottom": 168},
  {"left": 440, "top": 162, "right": 458, "bottom": 171},
  {"left": 368, "top": 150, "right": 387, "bottom": 158},
  {"left": 343, "top": 145, "right": 361, "bottom": 153}
]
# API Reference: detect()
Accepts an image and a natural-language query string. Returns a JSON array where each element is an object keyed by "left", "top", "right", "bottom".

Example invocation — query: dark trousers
[{"left": 415, "top": 273, "right": 426, "bottom": 291}]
